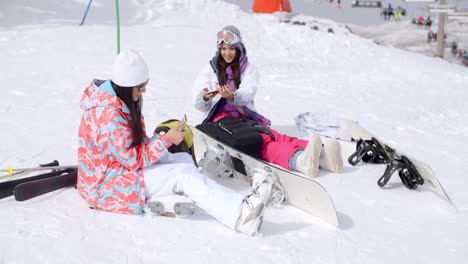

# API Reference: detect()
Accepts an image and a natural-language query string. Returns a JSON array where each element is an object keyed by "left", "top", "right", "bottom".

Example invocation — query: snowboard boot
[
  {"left": 251, "top": 166, "right": 285, "bottom": 207},
  {"left": 200, "top": 148, "right": 234, "bottom": 179},
  {"left": 235, "top": 169, "right": 274, "bottom": 236},
  {"left": 319, "top": 138, "right": 343, "bottom": 173},
  {"left": 296, "top": 135, "right": 322, "bottom": 177},
  {"left": 147, "top": 194, "right": 196, "bottom": 217}
]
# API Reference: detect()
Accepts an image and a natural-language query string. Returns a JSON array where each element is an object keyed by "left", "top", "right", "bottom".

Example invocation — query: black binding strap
[
  {"left": 377, "top": 155, "right": 424, "bottom": 189},
  {"left": 348, "top": 138, "right": 391, "bottom": 166},
  {"left": 348, "top": 138, "right": 424, "bottom": 190}
]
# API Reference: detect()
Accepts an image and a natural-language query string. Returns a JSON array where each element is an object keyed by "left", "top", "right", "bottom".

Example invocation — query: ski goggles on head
[{"left": 216, "top": 30, "right": 240, "bottom": 45}]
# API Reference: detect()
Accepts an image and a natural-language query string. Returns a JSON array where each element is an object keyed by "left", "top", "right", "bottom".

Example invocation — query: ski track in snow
[{"left": 1, "top": 0, "right": 468, "bottom": 263}]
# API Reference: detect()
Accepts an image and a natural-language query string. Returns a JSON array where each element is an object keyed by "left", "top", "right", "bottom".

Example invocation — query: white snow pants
[{"left": 143, "top": 153, "right": 244, "bottom": 229}]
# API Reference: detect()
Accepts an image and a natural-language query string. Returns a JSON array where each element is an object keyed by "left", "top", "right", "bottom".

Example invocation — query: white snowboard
[
  {"left": 295, "top": 112, "right": 356, "bottom": 141},
  {"left": 191, "top": 126, "right": 339, "bottom": 227},
  {"left": 347, "top": 122, "right": 453, "bottom": 205}
]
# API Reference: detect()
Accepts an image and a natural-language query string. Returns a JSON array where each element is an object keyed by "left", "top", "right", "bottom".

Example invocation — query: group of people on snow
[
  {"left": 77, "top": 25, "right": 344, "bottom": 236},
  {"left": 414, "top": 16, "right": 432, "bottom": 29},
  {"left": 426, "top": 30, "right": 446, "bottom": 43},
  {"left": 449, "top": 40, "right": 468, "bottom": 66},
  {"left": 381, "top": 4, "right": 405, "bottom": 21}
]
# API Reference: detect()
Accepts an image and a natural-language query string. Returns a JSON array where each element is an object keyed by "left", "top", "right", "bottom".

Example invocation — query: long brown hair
[
  {"left": 111, "top": 81, "right": 143, "bottom": 146},
  {"left": 217, "top": 47, "right": 241, "bottom": 88}
]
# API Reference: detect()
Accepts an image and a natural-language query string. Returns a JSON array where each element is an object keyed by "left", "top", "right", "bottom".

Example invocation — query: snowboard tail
[{"left": 347, "top": 123, "right": 453, "bottom": 204}]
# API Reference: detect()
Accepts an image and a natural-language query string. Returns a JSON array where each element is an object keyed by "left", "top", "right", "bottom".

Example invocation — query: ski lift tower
[
  {"left": 429, "top": 1, "right": 456, "bottom": 58},
  {"left": 406, "top": 0, "right": 456, "bottom": 58}
]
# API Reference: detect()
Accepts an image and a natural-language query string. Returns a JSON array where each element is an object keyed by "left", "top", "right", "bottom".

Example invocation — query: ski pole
[
  {"left": 115, "top": 0, "right": 121, "bottom": 54},
  {"left": 0, "top": 160, "right": 60, "bottom": 174},
  {"left": 0, "top": 161, "right": 76, "bottom": 180},
  {"left": 80, "top": 0, "right": 93, "bottom": 26},
  {"left": 0, "top": 165, "right": 77, "bottom": 174}
]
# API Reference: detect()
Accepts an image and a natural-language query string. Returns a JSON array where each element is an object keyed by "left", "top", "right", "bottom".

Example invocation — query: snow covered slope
[{"left": 1, "top": 0, "right": 467, "bottom": 263}]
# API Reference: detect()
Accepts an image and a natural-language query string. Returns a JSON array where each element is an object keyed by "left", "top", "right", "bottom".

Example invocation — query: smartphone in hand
[
  {"left": 178, "top": 114, "right": 187, "bottom": 132},
  {"left": 206, "top": 90, "right": 219, "bottom": 96}
]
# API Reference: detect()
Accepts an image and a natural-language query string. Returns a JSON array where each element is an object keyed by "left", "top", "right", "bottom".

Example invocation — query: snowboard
[
  {"left": 295, "top": 112, "right": 356, "bottom": 142},
  {"left": 347, "top": 122, "right": 453, "bottom": 204},
  {"left": 191, "top": 126, "right": 339, "bottom": 227}
]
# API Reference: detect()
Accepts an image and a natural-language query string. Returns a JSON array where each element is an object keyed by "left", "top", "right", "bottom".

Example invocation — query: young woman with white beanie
[
  {"left": 77, "top": 49, "right": 274, "bottom": 236},
  {"left": 193, "top": 25, "right": 344, "bottom": 178}
]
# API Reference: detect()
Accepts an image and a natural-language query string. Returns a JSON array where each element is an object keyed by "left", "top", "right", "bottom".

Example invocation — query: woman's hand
[
  {"left": 219, "top": 85, "right": 234, "bottom": 101},
  {"left": 165, "top": 122, "right": 186, "bottom": 145},
  {"left": 202, "top": 88, "right": 219, "bottom": 101}
]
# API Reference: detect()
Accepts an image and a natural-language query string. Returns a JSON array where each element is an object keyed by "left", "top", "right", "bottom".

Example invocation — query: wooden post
[{"left": 435, "top": 0, "right": 446, "bottom": 58}]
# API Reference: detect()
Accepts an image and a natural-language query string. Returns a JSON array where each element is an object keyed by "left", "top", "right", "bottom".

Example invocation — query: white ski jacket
[{"left": 192, "top": 62, "right": 260, "bottom": 119}]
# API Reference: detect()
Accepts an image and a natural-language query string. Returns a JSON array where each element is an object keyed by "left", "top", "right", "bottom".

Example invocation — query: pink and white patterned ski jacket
[{"left": 77, "top": 79, "right": 171, "bottom": 214}]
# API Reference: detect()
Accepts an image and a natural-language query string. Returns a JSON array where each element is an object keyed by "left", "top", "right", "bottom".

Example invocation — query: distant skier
[
  {"left": 330, "top": 0, "right": 341, "bottom": 8},
  {"left": 77, "top": 50, "right": 275, "bottom": 236},
  {"left": 451, "top": 41, "right": 458, "bottom": 56},
  {"left": 417, "top": 16, "right": 424, "bottom": 29},
  {"left": 193, "top": 25, "right": 343, "bottom": 178},
  {"left": 385, "top": 4, "right": 394, "bottom": 20},
  {"left": 393, "top": 6, "right": 400, "bottom": 21},
  {"left": 425, "top": 16, "right": 432, "bottom": 29},
  {"left": 427, "top": 29, "right": 435, "bottom": 43},
  {"left": 382, "top": 8, "right": 388, "bottom": 20}
]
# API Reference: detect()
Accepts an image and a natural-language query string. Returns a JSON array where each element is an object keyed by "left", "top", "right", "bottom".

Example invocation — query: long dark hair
[
  {"left": 217, "top": 47, "right": 241, "bottom": 88},
  {"left": 111, "top": 81, "right": 143, "bottom": 146}
]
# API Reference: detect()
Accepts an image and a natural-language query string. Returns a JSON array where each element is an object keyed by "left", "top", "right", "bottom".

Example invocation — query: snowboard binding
[
  {"left": 349, "top": 137, "right": 424, "bottom": 190},
  {"left": 348, "top": 138, "right": 392, "bottom": 165},
  {"left": 378, "top": 155, "right": 424, "bottom": 190},
  {"left": 259, "top": 166, "right": 286, "bottom": 207},
  {"left": 200, "top": 148, "right": 235, "bottom": 179}
]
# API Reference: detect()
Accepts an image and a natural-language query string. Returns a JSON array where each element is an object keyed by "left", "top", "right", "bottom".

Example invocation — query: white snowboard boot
[
  {"left": 236, "top": 168, "right": 276, "bottom": 236},
  {"left": 296, "top": 135, "right": 322, "bottom": 177},
  {"left": 319, "top": 138, "right": 343, "bottom": 173},
  {"left": 251, "top": 166, "right": 286, "bottom": 207},
  {"left": 147, "top": 194, "right": 196, "bottom": 217}
]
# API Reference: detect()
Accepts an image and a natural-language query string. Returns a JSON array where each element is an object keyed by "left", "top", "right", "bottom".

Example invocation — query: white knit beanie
[{"left": 111, "top": 50, "right": 149, "bottom": 87}]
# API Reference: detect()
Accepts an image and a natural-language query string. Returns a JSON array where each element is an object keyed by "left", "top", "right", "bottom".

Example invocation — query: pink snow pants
[{"left": 260, "top": 128, "right": 308, "bottom": 170}]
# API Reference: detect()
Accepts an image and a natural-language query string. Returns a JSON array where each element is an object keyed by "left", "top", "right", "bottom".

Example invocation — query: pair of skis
[
  {"left": 0, "top": 161, "right": 77, "bottom": 201},
  {"left": 0, "top": 162, "right": 195, "bottom": 218}
]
